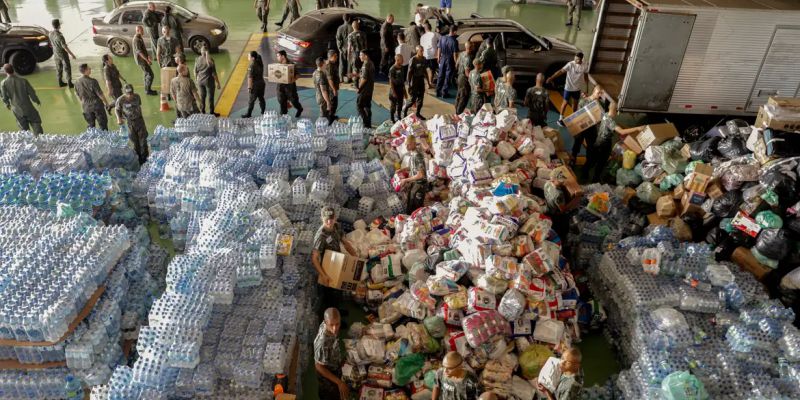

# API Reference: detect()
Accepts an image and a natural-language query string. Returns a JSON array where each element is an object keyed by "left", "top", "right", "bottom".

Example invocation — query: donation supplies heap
[
  {"left": 330, "top": 105, "right": 595, "bottom": 399},
  {"left": 94, "top": 113, "right": 400, "bottom": 398},
  {"left": 0, "top": 207, "right": 163, "bottom": 397},
  {"left": 586, "top": 225, "right": 800, "bottom": 399}
]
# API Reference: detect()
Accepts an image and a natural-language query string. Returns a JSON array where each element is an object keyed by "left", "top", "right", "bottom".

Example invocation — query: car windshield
[
  {"left": 0, "top": 23, "right": 9, "bottom": 34},
  {"left": 170, "top": 4, "right": 197, "bottom": 20}
]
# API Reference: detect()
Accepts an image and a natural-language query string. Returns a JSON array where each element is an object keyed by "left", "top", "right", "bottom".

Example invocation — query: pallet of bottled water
[{"left": 586, "top": 227, "right": 800, "bottom": 399}]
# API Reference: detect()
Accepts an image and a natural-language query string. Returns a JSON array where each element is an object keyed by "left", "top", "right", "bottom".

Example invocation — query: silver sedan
[{"left": 91, "top": 1, "right": 228, "bottom": 56}]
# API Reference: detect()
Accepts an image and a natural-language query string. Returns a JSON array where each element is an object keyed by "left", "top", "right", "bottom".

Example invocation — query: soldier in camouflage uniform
[
  {"left": 523, "top": 73, "right": 550, "bottom": 126},
  {"left": 493, "top": 68, "right": 516, "bottom": 109},
  {"left": 132, "top": 26, "right": 158, "bottom": 96},
  {"left": 161, "top": 5, "right": 183, "bottom": 47},
  {"left": 432, "top": 352, "right": 479, "bottom": 400},
  {"left": 399, "top": 135, "right": 428, "bottom": 214},
  {"left": 1, "top": 64, "right": 43, "bottom": 135},
  {"left": 142, "top": 2, "right": 162, "bottom": 50},
  {"left": 468, "top": 59, "right": 485, "bottom": 113},
  {"left": 49, "top": 19, "right": 76, "bottom": 88},
  {"left": 325, "top": 50, "right": 340, "bottom": 121},
  {"left": 170, "top": 64, "right": 200, "bottom": 119},
  {"left": 388, "top": 54, "right": 406, "bottom": 122},
  {"left": 156, "top": 26, "right": 180, "bottom": 68},
  {"left": 314, "top": 308, "right": 348, "bottom": 400},
  {"left": 355, "top": 50, "right": 375, "bottom": 128},
  {"left": 335, "top": 14, "right": 353, "bottom": 83},
  {"left": 313, "top": 57, "right": 333, "bottom": 125},
  {"left": 115, "top": 84, "right": 149, "bottom": 165},
  {"left": 346, "top": 20, "right": 367, "bottom": 77},
  {"left": 275, "top": 0, "right": 301, "bottom": 27},
  {"left": 74, "top": 64, "right": 110, "bottom": 131},
  {"left": 276, "top": 50, "right": 303, "bottom": 118}
]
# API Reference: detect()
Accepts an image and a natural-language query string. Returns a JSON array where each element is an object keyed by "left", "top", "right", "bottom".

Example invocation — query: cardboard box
[
  {"left": 267, "top": 63, "right": 295, "bottom": 84},
  {"left": 623, "top": 133, "right": 644, "bottom": 155},
  {"left": 160, "top": 67, "right": 177, "bottom": 94},
  {"left": 686, "top": 163, "right": 714, "bottom": 193},
  {"left": 706, "top": 182, "right": 723, "bottom": 199},
  {"left": 543, "top": 127, "right": 564, "bottom": 152},
  {"left": 564, "top": 100, "right": 603, "bottom": 136},
  {"left": 731, "top": 247, "right": 771, "bottom": 281},
  {"left": 680, "top": 144, "right": 692, "bottom": 159},
  {"left": 673, "top": 184, "right": 685, "bottom": 200},
  {"left": 647, "top": 212, "right": 669, "bottom": 225},
  {"left": 621, "top": 187, "right": 637, "bottom": 205},
  {"left": 681, "top": 191, "right": 707, "bottom": 209},
  {"left": 637, "top": 123, "right": 679, "bottom": 150},
  {"left": 276, "top": 395, "right": 296, "bottom": 400},
  {"left": 319, "top": 250, "right": 367, "bottom": 292},
  {"left": 656, "top": 195, "right": 676, "bottom": 217},
  {"left": 755, "top": 97, "right": 800, "bottom": 131}
]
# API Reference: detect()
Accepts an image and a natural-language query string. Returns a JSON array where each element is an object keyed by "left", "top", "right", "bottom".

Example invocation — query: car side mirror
[{"left": 533, "top": 45, "right": 542, "bottom": 53}]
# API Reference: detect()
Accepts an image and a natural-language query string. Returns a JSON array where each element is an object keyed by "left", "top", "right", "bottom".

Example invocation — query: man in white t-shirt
[
  {"left": 395, "top": 31, "right": 414, "bottom": 80},
  {"left": 415, "top": 3, "right": 454, "bottom": 28},
  {"left": 420, "top": 21, "right": 440, "bottom": 89},
  {"left": 546, "top": 52, "right": 588, "bottom": 126}
]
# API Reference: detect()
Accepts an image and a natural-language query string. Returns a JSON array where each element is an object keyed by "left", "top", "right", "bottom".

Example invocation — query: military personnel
[
  {"left": 0, "top": 0, "right": 11, "bottom": 23},
  {"left": 469, "top": 59, "right": 485, "bottom": 113},
  {"left": 313, "top": 57, "right": 333, "bottom": 125},
  {"left": 49, "top": 19, "right": 77, "bottom": 88},
  {"left": 156, "top": 26, "right": 180, "bottom": 68},
  {"left": 454, "top": 61, "right": 471, "bottom": 114},
  {"left": 355, "top": 50, "right": 375, "bottom": 128},
  {"left": 142, "top": 2, "right": 162, "bottom": 50},
  {"left": 405, "top": 21, "right": 421, "bottom": 49},
  {"left": 242, "top": 51, "right": 265, "bottom": 118},
  {"left": 537, "top": 348, "right": 585, "bottom": 400},
  {"left": 380, "top": 14, "right": 397, "bottom": 76},
  {"left": 1, "top": 64, "right": 43, "bottom": 135},
  {"left": 346, "top": 20, "right": 366, "bottom": 77},
  {"left": 456, "top": 40, "right": 476, "bottom": 82},
  {"left": 493, "top": 68, "right": 516, "bottom": 109},
  {"left": 325, "top": 50, "right": 340, "bottom": 121},
  {"left": 335, "top": 14, "right": 353, "bottom": 83},
  {"left": 388, "top": 54, "right": 406, "bottom": 123},
  {"left": 432, "top": 352, "right": 479, "bottom": 400},
  {"left": 524, "top": 73, "right": 550, "bottom": 126},
  {"left": 132, "top": 26, "right": 157, "bottom": 96},
  {"left": 436, "top": 25, "right": 459, "bottom": 98},
  {"left": 275, "top": 50, "right": 303, "bottom": 118},
  {"left": 570, "top": 84, "right": 605, "bottom": 167},
  {"left": 254, "top": 0, "right": 271, "bottom": 33},
  {"left": 311, "top": 206, "right": 357, "bottom": 287},
  {"left": 170, "top": 64, "right": 199, "bottom": 119},
  {"left": 102, "top": 54, "right": 125, "bottom": 103},
  {"left": 478, "top": 35, "right": 499, "bottom": 79},
  {"left": 566, "top": 0, "right": 582, "bottom": 30},
  {"left": 115, "top": 84, "right": 149, "bottom": 165},
  {"left": 74, "top": 64, "right": 110, "bottom": 131},
  {"left": 402, "top": 45, "right": 427, "bottom": 120},
  {"left": 275, "top": 0, "right": 301, "bottom": 27},
  {"left": 195, "top": 47, "right": 221, "bottom": 115},
  {"left": 398, "top": 135, "right": 428, "bottom": 214},
  {"left": 314, "top": 308, "right": 348, "bottom": 400},
  {"left": 162, "top": 5, "right": 183, "bottom": 47}
]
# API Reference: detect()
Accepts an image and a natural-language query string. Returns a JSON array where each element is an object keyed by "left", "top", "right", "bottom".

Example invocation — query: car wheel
[
  {"left": 190, "top": 36, "right": 211, "bottom": 55},
  {"left": 510, "top": 0, "right": 526, "bottom": 3},
  {"left": 109, "top": 38, "right": 130, "bottom": 56},
  {"left": 9, "top": 51, "right": 36, "bottom": 75}
]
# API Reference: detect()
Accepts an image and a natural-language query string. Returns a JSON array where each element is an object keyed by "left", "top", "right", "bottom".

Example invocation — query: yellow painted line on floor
[
  {"left": 548, "top": 89, "right": 574, "bottom": 115},
  {"left": 215, "top": 32, "right": 267, "bottom": 117}
]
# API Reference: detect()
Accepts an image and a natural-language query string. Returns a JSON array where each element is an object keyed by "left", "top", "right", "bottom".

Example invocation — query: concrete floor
[{"left": 0, "top": 0, "right": 596, "bottom": 133}]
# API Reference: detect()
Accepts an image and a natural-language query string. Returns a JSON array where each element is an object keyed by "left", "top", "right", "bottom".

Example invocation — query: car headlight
[
  {"left": 39, "top": 41, "right": 49, "bottom": 47},
  {"left": 211, "top": 28, "right": 223, "bottom": 36}
]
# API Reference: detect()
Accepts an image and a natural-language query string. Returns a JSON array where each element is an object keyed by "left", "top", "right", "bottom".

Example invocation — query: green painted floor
[{"left": 0, "top": 0, "right": 596, "bottom": 134}]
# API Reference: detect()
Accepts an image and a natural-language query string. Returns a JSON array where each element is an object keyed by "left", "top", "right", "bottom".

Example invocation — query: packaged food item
[
  {"left": 467, "top": 287, "right": 497, "bottom": 314},
  {"left": 498, "top": 288, "right": 526, "bottom": 321},
  {"left": 461, "top": 310, "right": 511, "bottom": 348}
]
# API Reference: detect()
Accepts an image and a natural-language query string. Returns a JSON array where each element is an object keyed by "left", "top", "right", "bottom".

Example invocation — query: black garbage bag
[
  {"left": 628, "top": 197, "right": 656, "bottom": 215},
  {"left": 717, "top": 136, "right": 748, "bottom": 159},
  {"left": 683, "top": 125, "right": 703, "bottom": 143},
  {"left": 680, "top": 213, "right": 705, "bottom": 242},
  {"left": 706, "top": 226, "right": 729, "bottom": 246},
  {"left": 760, "top": 159, "right": 800, "bottom": 208},
  {"left": 689, "top": 136, "right": 720, "bottom": 162},
  {"left": 712, "top": 190, "right": 743, "bottom": 218},
  {"left": 786, "top": 217, "right": 800, "bottom": 240},
  {"left": 729, "top": 230, "right": 756, "bottom": 248},
  {"left": 755, "top": 228, "right": 790, "bottom": 261}
]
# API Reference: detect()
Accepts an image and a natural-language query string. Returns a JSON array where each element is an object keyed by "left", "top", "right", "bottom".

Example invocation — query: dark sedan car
[
  {"left": 0, "top": 23, "right": 53, "bottom": 75},
  {"left": 274, "top": 8, "right": 401, "bottom": 69}
]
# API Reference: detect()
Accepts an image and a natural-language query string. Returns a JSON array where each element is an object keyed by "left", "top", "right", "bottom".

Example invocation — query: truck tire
[
  {"left": 9, "top": 51, "right": 36, "bottom": 75},
  {"left": 109, "top": 38, "right": 131, "bottom": 56}
]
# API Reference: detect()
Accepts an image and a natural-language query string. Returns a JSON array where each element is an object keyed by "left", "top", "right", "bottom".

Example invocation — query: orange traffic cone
[{"left": 160, "top": 93, "right": 171, "bottom": 112}]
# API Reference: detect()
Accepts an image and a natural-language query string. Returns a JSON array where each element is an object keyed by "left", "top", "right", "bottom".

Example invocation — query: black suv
[{"left": 0, "top": 22, "right": 53, "bottom": 75}]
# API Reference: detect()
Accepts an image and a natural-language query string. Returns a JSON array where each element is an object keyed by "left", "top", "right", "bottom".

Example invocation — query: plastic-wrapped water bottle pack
[{"left": 586, "top": 227, "right": 800, "bottom": 399}]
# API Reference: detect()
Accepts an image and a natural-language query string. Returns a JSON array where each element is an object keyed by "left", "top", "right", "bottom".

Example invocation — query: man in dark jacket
[
  {"left": 142, "top": 2, "right": 162, "bottom": 50},
  {"left": 356, "top": 50, "right": 375, "bottom": 128},
  {"left": 335, "top": 14, "right": 353, "bottom": 83},
  {"left": 403, "top": 46, "right": 427, "bottom": 120},
  {"left": 380, "top": 14, "right": 397, "bottom": 77}
]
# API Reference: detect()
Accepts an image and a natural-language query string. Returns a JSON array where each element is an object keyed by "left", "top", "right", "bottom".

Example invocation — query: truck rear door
[
  {"left": 746, "top": 26, "right": 800, "bottom": 112},
  {"left": 619, "top": 10, "right": 695, "bottom": 111}
]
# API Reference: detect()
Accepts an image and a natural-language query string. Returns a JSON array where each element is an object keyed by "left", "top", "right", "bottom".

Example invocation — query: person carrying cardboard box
[
  {"left": 537, "top": 347, "right": 584, "bottom": 400},
  {"left": 312, "top": 206, "right": 358, "bottom": 288},
  {"left": 583, "top": 102, "right": 645, "bottom": 183}
]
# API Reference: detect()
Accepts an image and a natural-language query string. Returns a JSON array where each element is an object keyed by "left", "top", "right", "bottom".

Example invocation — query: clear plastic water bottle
[{"left": 65, "top": 374, "right": 84, "bottom": 400}]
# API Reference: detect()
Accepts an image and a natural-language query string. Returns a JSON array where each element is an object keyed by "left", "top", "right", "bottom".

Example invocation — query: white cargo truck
[{"left": 588, "top": 0, "right": 800, "bottom": 116}]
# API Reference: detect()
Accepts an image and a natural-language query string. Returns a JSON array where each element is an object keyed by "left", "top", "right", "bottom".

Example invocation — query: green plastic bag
[
  {"left": 375, "top": 120, "right": 393, "bottom": 135},
  {"left": 684, "top": 160, "right": 703, "bottom": 175},
  {"left": 661, "top": 371, "right": 709, "bottom": 400},
  {"left": 518, "top": 344, "right": 553, "bottom": 379},
  {"left": 659, "top": 174, "right": 684, "bottom": 192},
  {"left": 424, "top": 369, "right": 437, "bottom": 389},
  {"left": 755, "top": 211, "right": 783, "bottom": 229},
  {"left": 761, "top": 190, "right": 779, "bottom": 206},
  {"left": 423, "top": 316, "right": 446, "bottom": 339},
  {"left": 719, "top": 218, "right": 734, "bottom": 233},
  {"left": 394, "top": 353, "right": 425, "bottom": 386}
]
